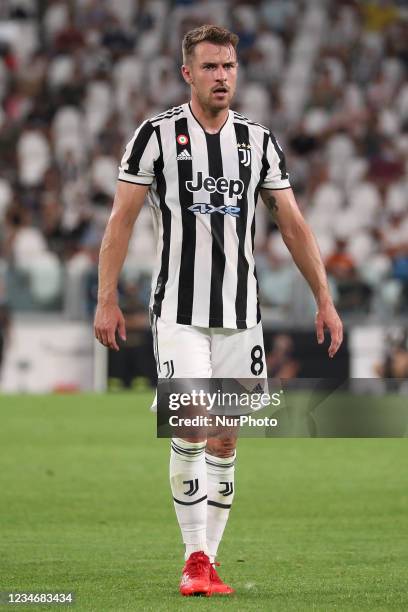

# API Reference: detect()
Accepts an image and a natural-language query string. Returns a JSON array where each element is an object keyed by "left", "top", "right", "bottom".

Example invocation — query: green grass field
[{"left": 1, "top": 393, "right": 407, "bottom": 611}]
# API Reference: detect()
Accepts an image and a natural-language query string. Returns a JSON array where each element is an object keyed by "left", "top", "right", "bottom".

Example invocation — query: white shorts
[
  {"left": 150, "top": 314, "right": 267, "bottom": 412},
  {"left": 151, "top": 314, "right": 266, "bottom": 379}
]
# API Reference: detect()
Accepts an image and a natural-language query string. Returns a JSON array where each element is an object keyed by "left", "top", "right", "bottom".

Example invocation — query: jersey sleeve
[
  {"left": 261, "top": 132, "right": 291, "bottom": 190},
  {"left": 118, "top": 120, "right": 158, "bottom": 185}
]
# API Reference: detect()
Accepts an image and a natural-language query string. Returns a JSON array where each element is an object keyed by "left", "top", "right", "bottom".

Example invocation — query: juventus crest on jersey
[{"left": 118, "top": 103, "right": 290, "bottom": 330}]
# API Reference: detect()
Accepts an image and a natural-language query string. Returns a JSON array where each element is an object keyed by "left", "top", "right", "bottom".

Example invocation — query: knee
[{"left": 206, "top": 435, "right": 236, "bottom": 458}]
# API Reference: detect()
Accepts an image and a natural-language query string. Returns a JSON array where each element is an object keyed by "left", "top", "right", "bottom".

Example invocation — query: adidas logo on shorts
[{"left": 176, "top": 149, "right": 193, "bottom": 161}]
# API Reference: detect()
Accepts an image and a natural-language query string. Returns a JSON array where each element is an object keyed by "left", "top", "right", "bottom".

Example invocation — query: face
[{"left": 182, "top": 41, "right": 238, "bottom": 113}]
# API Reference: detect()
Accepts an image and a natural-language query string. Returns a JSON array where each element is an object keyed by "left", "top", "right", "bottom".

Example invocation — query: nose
[{"left": 214, "top": 65, "right": 227, "bottom": 81}]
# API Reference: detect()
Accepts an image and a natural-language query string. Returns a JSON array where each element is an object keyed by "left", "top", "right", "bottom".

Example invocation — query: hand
[
  {"left": 315, "top": 301, "right": 343, "bottom": 358},
  {"left": 94, "top": 301, "right": 126, "bottom": 351}
]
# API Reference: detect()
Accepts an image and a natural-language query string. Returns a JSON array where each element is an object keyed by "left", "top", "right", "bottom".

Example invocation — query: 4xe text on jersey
[
  {"left": 187, "top": 203, "right": 240, "bottom": 217},
  {"left": 186, "top": 172, "right": 244, "bottom": 199}
]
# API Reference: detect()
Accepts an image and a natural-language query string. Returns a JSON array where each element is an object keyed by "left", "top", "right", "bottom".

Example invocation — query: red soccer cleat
[
  {"left": 208, "top": 562, "right": 235, "bottom": 595},
  {"left": 179, "top": 551, "right": 211, "bottom": 596}
]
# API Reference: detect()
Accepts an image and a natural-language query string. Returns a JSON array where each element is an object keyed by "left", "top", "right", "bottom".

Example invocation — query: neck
[{"left": 189, "top": 97, "right": 229, "bottom": 134}]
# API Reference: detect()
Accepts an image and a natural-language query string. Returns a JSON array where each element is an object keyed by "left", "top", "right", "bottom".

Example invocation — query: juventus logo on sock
[
  {"left": 219, "top": 481, "right": 234, "bottom": 496},
  {"left": 183, "top": 478, "right": 199, "bottom": 496},
  {"left": 163, "top": 359, "right": 174, "bottom": 378}
]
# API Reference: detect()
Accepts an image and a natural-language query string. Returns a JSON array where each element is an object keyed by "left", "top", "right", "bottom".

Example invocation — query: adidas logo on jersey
[{"left": 177, "top": 149, "right": 193, "bottom": 161}]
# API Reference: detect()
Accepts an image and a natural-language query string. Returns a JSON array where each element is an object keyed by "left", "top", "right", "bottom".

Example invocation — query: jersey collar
[{"left": 185, "top": 102, "right": 232, "bottom": 136}]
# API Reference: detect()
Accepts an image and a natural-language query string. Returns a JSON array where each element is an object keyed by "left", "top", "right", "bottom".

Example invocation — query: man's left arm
[{"left": 260, "top": 187, "right": 343, "bottom": 358}]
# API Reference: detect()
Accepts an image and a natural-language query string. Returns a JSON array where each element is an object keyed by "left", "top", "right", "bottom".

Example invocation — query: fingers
[
  {"left": 107, "top": 326, "right": 120, "bottom": 352},
  {"left": 315, "top": 312, "right": 324, "bottom": 345},
  {"left": 328, "top": 321, "right": 343, "bottom": 358},
  {"left": 94, "top": 307, "right": 125, "bottom": 351},
  {"left": 95, "top": 325, "right": 119, "bottom": 351},
  {"left": 316, "top": 303, "right": 344, "bottom": 358},
  {"left": 117, "top": 313, "right": 127, "bottom": 342},
  {"left": 94, "top": 326, "right": 102, "bottom": 346}
]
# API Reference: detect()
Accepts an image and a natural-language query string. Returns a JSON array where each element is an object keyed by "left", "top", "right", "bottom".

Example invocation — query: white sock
[
  {"left": 206, "top": 451, "right": 236, "bottom": 564},
  {"left": 170, "top": 437, "right": 208, "bottom": 559}
]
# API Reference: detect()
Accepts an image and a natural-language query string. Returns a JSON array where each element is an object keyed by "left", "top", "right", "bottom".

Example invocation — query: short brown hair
[{"left": 182, "top": 24, "right": 239, "bottom": 64}]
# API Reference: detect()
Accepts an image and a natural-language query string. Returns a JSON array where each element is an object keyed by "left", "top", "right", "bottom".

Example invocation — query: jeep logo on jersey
[
  {"left": 186, "top": 172, "right": 244, "bottom": 199},
  {"left": 188, "top": 203, "right": 241, "bottom": 217}
]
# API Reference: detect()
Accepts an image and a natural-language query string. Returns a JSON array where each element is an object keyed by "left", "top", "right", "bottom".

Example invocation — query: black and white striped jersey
[{"left": 118, "top": 102, "right": 290, "bottom": 329}]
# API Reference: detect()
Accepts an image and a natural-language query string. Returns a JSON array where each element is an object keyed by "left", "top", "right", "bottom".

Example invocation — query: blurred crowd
[{"left": 0, "top": 0, "right": 407, "bottom": 322}]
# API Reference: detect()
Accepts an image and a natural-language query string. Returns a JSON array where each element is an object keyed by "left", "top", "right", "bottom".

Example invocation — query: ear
[{"left": 181, "top": 64, "right": 193, "bottom": 85}]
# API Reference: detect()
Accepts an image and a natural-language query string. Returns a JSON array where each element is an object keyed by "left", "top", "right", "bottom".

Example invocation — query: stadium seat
[
  {"left": 47, "top": 55, "right": 75, "bottom": 89},
  {"left": 91, "top": 156, "right": 118, "bottom": 198},
  {"left": 85, "top": 80, "right": 113, "bottom": 138},
  {"left": 17, "top": 130, "right": 51, "bottom": 186},
  {"left": 26, "top": 252, "right": 62, "bottom": 306}
]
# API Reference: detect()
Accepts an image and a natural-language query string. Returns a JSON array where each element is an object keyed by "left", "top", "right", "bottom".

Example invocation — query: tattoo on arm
[{"left": 265, "top": 195, "right": 278, "bottom": 215}]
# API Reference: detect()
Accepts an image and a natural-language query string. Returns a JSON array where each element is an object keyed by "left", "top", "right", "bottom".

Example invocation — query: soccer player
[{"left": 94, "top": 25, "right": 343, "bottom": 596}]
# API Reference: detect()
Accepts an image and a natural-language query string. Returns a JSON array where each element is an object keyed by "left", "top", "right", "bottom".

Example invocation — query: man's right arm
[{"left": 94, "top": 181, "right": 149, "bottom": 351}]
